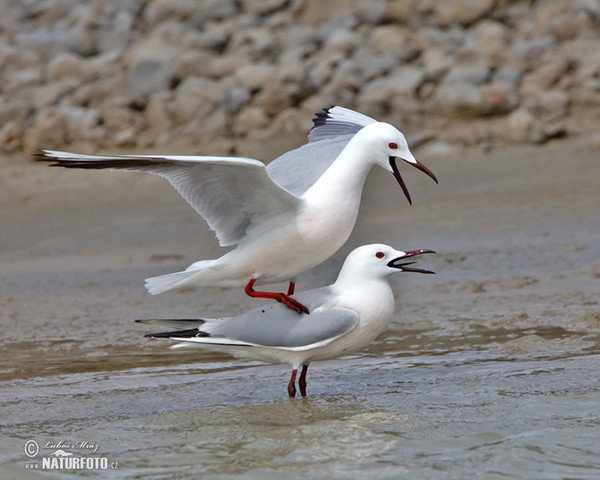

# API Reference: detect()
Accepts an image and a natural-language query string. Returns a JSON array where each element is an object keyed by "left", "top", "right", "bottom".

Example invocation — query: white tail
[{"left": 145, "top": 269, "right": 201, "bottom": 294}]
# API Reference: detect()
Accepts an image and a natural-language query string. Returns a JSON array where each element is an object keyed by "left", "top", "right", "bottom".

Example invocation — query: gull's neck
[
  {"left": 331, "top": 270, "right": 395, "bottom": 319},
  {"left": 302, "top": 132, "right": 378, "bottom": 206}
]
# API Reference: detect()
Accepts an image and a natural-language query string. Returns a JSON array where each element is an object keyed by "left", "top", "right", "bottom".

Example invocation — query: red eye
[
  {"left": 388, "top": 142, "right": 398, "bottom": 149},
  {"left": 376, "top": 252, "right": 385, "bottom": 258}
]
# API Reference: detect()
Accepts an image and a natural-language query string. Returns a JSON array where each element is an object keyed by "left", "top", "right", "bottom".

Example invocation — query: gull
[
  {"left": 37, "top": 107, "right": 437, "bottom": 314},
  {"left": 138, "top": 244, "right": 435, "bottom": 397}
]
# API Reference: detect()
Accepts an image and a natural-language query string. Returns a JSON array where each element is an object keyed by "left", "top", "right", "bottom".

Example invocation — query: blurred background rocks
[{"left": 2, "top": 0, "right": 599, "bottom": 159}]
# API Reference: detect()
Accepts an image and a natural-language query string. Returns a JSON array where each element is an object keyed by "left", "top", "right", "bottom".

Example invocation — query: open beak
[
  {"left": 390, "top": 157, "right": 439, "bottom": 205},
  {"left": 387, "top": 249, "right": 436, "bottom": 274}
]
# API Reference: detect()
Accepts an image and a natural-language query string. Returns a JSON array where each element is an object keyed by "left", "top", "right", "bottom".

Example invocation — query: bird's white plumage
[
  {"left": 40, "top": 107, "right": 435, "bottom": 295},
  {"left": 140, "top": 244, "right": 430, "bottom": 369}
]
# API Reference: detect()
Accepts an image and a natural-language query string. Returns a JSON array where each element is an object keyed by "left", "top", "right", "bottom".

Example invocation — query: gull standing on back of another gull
[
  {"left": 138, "top": 244, "right": 436, "bottom": 397},
  {"left": 37, "top": 107, "right": 438, "bottom": 314}
]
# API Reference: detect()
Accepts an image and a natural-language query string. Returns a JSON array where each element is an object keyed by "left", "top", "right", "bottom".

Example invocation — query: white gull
[
  {"left": 138, "top": 244, "right": 435, "bottom": 397},
  {"left": 38, "top": 107, "right": 437, "bottom": 314}
]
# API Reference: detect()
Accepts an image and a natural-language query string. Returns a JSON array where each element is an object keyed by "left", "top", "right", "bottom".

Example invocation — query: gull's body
[
  {"left": 38, "top": 107, "right": 437, "bottom": 312},
  {"left": 139, "top": 244, "right": 435, "bottom": 397}
]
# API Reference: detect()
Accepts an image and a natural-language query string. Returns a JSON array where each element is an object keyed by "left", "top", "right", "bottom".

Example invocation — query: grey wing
[
  {"left": 202, "top": 287, "right": 359, "bottom": 349},
  {"left": 266, "top": 106, "right": 377, "bottom": 196},
  {"left": 39, "top": 150, "right": 301, "bottom": 247}
]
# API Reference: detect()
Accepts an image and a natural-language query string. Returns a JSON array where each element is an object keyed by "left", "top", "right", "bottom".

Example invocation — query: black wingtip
[
  {"left": 33, "top": 151, "right": 56, "bottom": 164},
  {"left": 144, "top": 328, "right": 209, "bottom": 339},
  {"left": 311, "top": 106, "right": 335, "bottom": 128}
]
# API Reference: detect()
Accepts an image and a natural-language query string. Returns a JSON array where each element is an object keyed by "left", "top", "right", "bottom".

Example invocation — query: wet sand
[{"left": 1, "top": 139, "right": 599, "bottom": 478}]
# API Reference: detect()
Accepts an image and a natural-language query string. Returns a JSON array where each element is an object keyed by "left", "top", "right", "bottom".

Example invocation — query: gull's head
[
  {"left": 359, "top": 122, "right": 438, "bottom": 205},
  {"left": 337, "top": 244, "right": 436, "bottom": 283}
]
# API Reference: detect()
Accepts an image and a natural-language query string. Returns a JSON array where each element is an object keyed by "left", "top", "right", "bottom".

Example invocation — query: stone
[
  {"left": 299, "top": 0, "right": 355, "bottom": 25},
  {"left": 323, "top": 29, "right": 361, "bottom": 56},
  {"left": 505, "top": 109, "right": 545, "bottom": 143},
  {"left": 145, "top": 92, "right": 173, "bottom": 130},
  {"left": 174, "top": 51, "right": 214, "bottom": 78},
  {"left": 240, "top": 0, "right": 289, "bottom": 16},
  {"left": 122, "top": 39, "right": 179, "bottom": 97},
  {"left": 520, "top": 56, "right": 573, "bottom": 93},
  {"left": 24, "top": 108, "right": 67, "bottom": 155},
  {"left": 0, "top": 121, "right": 25, "bottom": 152},
  {"left": 367, "top": 25, "right": 418, "bottom": 61},
  {"left": 253, "top": 83, "right": 292, "bottom": 117},
  {"left": 430, "top": 0, "right": 497, "bottom": 26},
  {"left": 442, "top": 51, "right": 491, "bottom": 85},
  {"left": 421, "top": 48, "right": 454, "bottom": 81},
  {"left": 435, "top": 82, "right": 516, "bottom": 117},
  {"left": 222, "top": 87, "right": 251, "bottom": 115},
  {"left": 522, "top": 89, "right": 570, "bottom": 122},
  {"left": 233, "top": 63, "right": 277, "bottom": 92},
  {"left": 354, "top": 0, "right": 387, "bottom": 24},
  {"left": 512, "top": 36, "right": 556, "bottom": 63},
  {"left": 46, "top": 52, "right": 90, "bottom": 82},
  {"left": 382, "top": 0, "right": 414, "bottom": 24},
  {"left": 466, "top": 20, "right": 508, "bottom": 59},
  {"left": 172, "top": 77, "right": 223, "bottom": 124},
  {"left": 32, "top": 77, "right": 80, "bottom": 109},
  {"left": 233, "top": 106, "right": 270, "bottom": 136}
]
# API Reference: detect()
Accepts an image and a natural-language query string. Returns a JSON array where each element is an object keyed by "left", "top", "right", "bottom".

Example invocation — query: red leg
[
  {"left": 245, "top": 279, "right": 309, "bottom": 314},
  {"left": 298, "top": 365, "right": 308, "bottom": 397},
  {"left": 288, "top": 369, "right": 297, "bottom": 398},
  {"left": 287, "top": 281, "right": 295, "bottom": 296}
]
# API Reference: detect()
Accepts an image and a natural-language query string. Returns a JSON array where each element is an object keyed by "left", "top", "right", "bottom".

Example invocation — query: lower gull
[{"left": 138, "top": 244, "right": 435, "bottom": 398}]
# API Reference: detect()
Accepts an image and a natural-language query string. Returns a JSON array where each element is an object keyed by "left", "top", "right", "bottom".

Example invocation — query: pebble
[{"left": 2, "top": 0, "right": 597, "bottom": 154}]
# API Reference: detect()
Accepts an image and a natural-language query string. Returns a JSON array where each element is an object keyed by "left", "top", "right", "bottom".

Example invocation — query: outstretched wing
[
  {"left": 266, "top": 106, "right": 377, "bottom": 196},
  {"left": 38, "top": 150, "right": 301, "bottom": 247}
]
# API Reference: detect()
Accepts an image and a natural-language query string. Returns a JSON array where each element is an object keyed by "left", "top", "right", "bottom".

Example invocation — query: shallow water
[
  {"left": 2, "top": 329, "right": 600, "bottom": 479},
  {"left": 2, "top": 141, "right": 600, "bottom": 478}
]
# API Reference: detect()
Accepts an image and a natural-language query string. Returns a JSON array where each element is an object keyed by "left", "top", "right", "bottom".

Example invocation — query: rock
[
  {"left": 233, "top": 106, "right": 270, "bottom": 136},
  {"left": 505, "top": 109, "right": 545, "bottom": 144},
  {"left": 253, "top": 83, "right": 292, "bottom": 117},
  {"left": 45, "top": 52, "right": 91, "bottom": 82},
  {"left": 421, "top": 48, "right": 454, "bottom": 81},
  {"left": 173, "top": 51, "right": 214, "bottom": 79},
  {"left": 101, "top": 106, "right": 140, "bottom": 132},
  {"left": 171, "top": 77, "right": 223, "bottom": 124},
  {"left": 24, "top": 108, "right": 68, "bottom": 155},
  {"left": 233, "top": 63, "right": 277, "bottom": 92},
  {"left": 436, "top": 82, "right": 516, "bottom": 117},
  {"left": 97, "top": 11, "right": 134, "bottom": 54},
  {"left": 522, "top": 89, "right": 570, "bottom": 122},
  {"left": 122, "top": 39, "right": 179, "bottom": 98},
  {"left": 144, "top": 0, "right": 238, "bottom": 26},
  {"left": 442, "top": 53, "right": 491, "bottom": 85},
  {"left": 357, "top": 67, "right": 425, "bottom": 117},
  {"left": 0, "top": 101, "right": 35, "bottom": 126},
  {"left": 512, "top": 36, "right": 556, "bottom": 63},
  {"left": 520, "top": 56, "right": 573, "bottom": 93},
  {"left": 299, "top": 0, "right": 355, "bottom": 25},
  {"left": 426, "top": 0, "right": 497, "bottom": 26},
  {"left": 367, "top": 25, "right": 418, "bottom": 61},
  {"left": 0, "top": 121, "right": 25, "bottom": 152},
  {"left": 32, "top": 77, "right": 80, "bottom": 109},
  {"left": 466, "top": 20, "right": 508, "bottom": 59},
  {"left": 323, "top": 28, "right": 361, "bottom": 56},
  {"left": 222, "top": 87, "right": 251, "bottom": 115},
  {"left": 354, "top": 0, "right": 387, "bottom": 24},
  {"left": 240, "top": 0, "right": 289, "bottom": 16},
  {"left": 382, "top": 0, "right": 414, "bottom": 24},
  {"left": 145, "top": 92, "right": 173, "bottom": 130}
]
